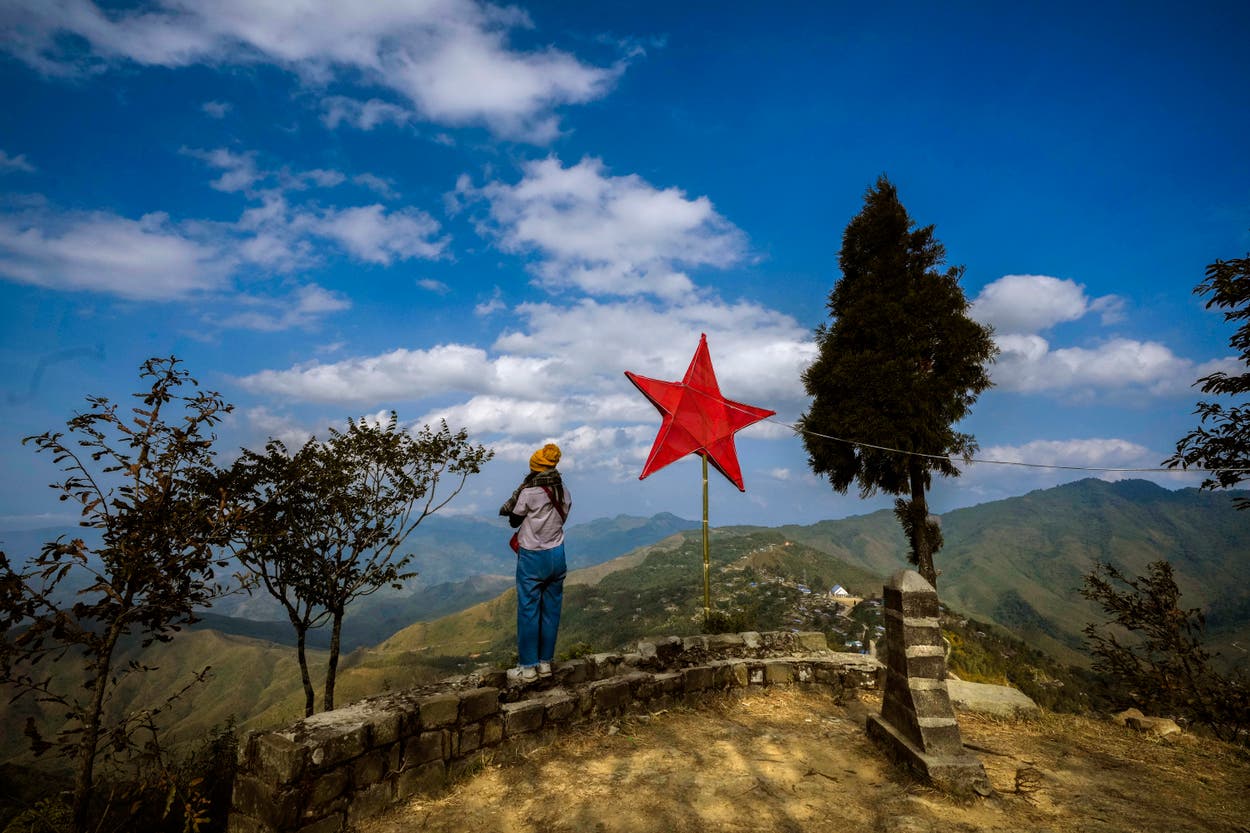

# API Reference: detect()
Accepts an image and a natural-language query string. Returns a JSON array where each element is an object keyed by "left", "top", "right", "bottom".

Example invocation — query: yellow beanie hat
[{"left": 529, "top": 443, "right": 561, "bottom": 472}]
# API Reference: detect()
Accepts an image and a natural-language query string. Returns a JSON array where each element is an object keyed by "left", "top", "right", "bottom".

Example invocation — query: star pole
[
  {"left": 625, "top": 334, "right": 775, "bottom": 625},
  {"left": 702, "top": 453, "right": 710, "bottom": 619}
]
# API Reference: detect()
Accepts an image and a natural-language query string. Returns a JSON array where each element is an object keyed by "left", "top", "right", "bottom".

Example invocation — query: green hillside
[
  {"left": 378, "top": 528, "right": 883, "bottom": 665},
  {"left": 198, "top": 511, "right": 699, "bottom": 624},
  {"left": 191, "top": 573, "right": 515, "bottom": 651},
  {"left": 0, "top": 513, "right": 699, "bottom": 768},
  {"left": 0, "top": 626, "right": 467, "bottom": 767},
  {"left": 776, "top": 479, "right": 1250, "bottom": 666},
  {"left": 5, "top": 479, "right": 1246, "bottom": 774},
  {"left": 0, "top": 630, "right": 320, "bottom": 764}
]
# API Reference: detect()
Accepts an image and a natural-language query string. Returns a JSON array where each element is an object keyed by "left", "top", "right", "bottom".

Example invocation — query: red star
[{"left": 625, "top": 333, "right": 776, "bottom": 491}]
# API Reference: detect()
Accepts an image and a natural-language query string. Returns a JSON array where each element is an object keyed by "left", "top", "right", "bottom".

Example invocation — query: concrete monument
[{"left": 866, "top": 569, "right": 991, "bottom": 796}]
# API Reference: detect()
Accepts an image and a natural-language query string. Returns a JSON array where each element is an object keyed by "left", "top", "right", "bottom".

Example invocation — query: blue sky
[{"left": 1, "top": 1, "right": 1248, "bottom": 533}]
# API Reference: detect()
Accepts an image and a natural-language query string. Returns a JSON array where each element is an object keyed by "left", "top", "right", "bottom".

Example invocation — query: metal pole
[{"left": 702, "top": 453, "right": 711, "bottom": 624}]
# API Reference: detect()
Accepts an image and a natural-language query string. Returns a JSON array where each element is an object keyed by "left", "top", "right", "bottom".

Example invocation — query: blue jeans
[{"left": 515, "top": 543, "right": 566, "bottom": 667}]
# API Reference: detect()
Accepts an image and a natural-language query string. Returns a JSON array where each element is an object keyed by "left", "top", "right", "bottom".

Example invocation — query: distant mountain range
[
  {"left": 4, "top": 481, "right": 1245, "bottom": 665},
  {"left": 767, "top": 479, "right": 1250, "bottom": 665},
  {"left": 377, "top": 527, "right": 882, "bottom": 659},
  {"left": 367, "top": 510, "right": 700, "bottom": 587},
  {"left": 374, "top": 479, "right": 1250, "bottom": 669},
  {"left": 195, "top": 511, "right": 701, "bottom": 649},
  {"left": 3, "top": 478, "right": 1247, "bottom": 764},
  {"left": 0, "top": 511, "right": 701, "bottom": 651}
]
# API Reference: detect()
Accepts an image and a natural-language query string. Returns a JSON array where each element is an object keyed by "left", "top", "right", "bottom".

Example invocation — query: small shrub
[
  {"left": 703, "top": 608, "right": 756, "bottom": 634},
  {"left": 1, "top": 797, "right": 72, "bottom": 833},
  {"left": 1082, "top": 560, "right": 1250, "bottom": 743},
  {"left": 559, "top": 642, "right": 595, "bottom": 660}
]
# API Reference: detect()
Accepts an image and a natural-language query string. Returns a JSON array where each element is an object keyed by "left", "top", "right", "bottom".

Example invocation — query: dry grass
[{"left": 362, "top": 687, "right": 1250, "bottom": 833}]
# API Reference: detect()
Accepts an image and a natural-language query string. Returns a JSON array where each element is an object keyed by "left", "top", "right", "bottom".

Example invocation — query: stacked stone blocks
[
  {"left": 229, "top": 631, "right": 881, "bottom": 833},
  {"left": 866, "top": 570, "right": 990, "bottom": 796}
]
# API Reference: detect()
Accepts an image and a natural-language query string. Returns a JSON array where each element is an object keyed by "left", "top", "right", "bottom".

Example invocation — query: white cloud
[
  {"left": 229, "top": 194, "right": 319, "bottom": 271},
  {"left": 459, "top": 156, "right": 749, "bottom": 298},
  {"left": 418, "top": 278, "right": 451, "bottom": 294},
  {"left": 485, "top": 424, "right": 656, "bottom": 476},
  {"left": 495, "top": 297, "right": 814, "bottom": 406},
  {"left": 352, "top": 173, "right": 398, "bottom": 200},
  {"left": 239, "top": 344, "right": 558, "bottom": 403},
  {"left": 292, "top": 169, "right": 347, "bottom": 190},
  {"left": 0, "top": 146, "right": 447, "bottom": 311},
  {"left": 315, "top": 205, "right": 447, "bottom": 265},
  {"left": 244, "top": 406, "right": 316, "bottom": 453},
  {"left": 1089, "top": 294, "right": 1126, "bottom": 325},
  {"left": 238, "top": 291, "right": 815, "bottom": 490},
  {"left": 183, "top": 147, "right": 348, "bottom": 195},
  {"left": 955, "top": 437, "right": 1200, "bottom": 497},
  {"left": 0, "top": 210, "right": 229, "bottom": 300},
  {"left": 183, "top": 147, "right": 263, "bottom": 193},
  {"left": 5, "top": 0, "right": 623, "bottom": 141},
  {"left": 183, "top": 148, "right": 449, "bottom": 268},
  {"left": 239, "top": 294, "right": 812, "bottom": 473},
  {"left": 971, "top": 274, "right": 1121, "bottom": 335},
  {"left": 978, "top": 437, "right": 1157, "bottom": 469},
  {"left": 0, "top": 150, "right": 36, "bottom": 173},
  {"left": 993, "top": 334, "right": 1235, "bottom": 396},
  {"left": 420, "top": 395, "right": 567, "bottom": 437},
  {"left": 474, "top": 287, "right": 506, "bottom": 316},
  {"left": 215, "top": 283, "right": 350, "bottom": 331},
  {"left": 242, "top": 296, "right": 814, "bottom": 408},
  {"left": 320, "top": 96, "right": 413, "bottom": 131},
  {"left": 969, "top": 273, "right": 1228, "bottom": 398},
  {"left": 388, "top": 22, "right": 620, "bottom": 143},
  {"left": 0, "top": 512, "right": 83, "bottom": 530},
  {"left": 201, "top": 100, "right": 231, "bottom": 118}
]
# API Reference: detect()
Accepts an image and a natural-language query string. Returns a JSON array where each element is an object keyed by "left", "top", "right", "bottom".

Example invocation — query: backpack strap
[{"left": 540, "top": 485, "right": 568, "bottom": 522}]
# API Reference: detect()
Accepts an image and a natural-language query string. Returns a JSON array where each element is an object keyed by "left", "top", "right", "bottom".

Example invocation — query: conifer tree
[{"left": 800, "top": 176, "right": 996, "bottom": 588}]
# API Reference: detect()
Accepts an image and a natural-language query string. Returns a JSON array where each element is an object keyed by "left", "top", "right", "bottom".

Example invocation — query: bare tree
[
  {"left": 1082, "top": 560, "right": 1249, "bottom": 743},
  {"left": 224, "top": 438, "right": 329, "bottom": 717},
  {"left": 0, "top": 357, "right": 236, "bottom": 832},
  {"left": 227, "top": 413, "right": 492, "bottom": 712}
]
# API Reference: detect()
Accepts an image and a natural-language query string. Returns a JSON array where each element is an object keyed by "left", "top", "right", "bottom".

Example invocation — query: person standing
[{"left": 500, "top": 443, "right": 571, "bottom": 684}]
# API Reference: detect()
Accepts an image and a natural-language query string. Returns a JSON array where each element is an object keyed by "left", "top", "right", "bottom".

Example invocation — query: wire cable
[
  {"left": 762, "top": 415, "right": 1250, "bottom": 473},
  {"left": 678, "top": 384, "right": 1250, "bottom": 474}
]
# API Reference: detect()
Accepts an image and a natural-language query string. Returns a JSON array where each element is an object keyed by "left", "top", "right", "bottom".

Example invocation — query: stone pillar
[{"left": 866, "top": 569, "right": 990, "bottom": 796}]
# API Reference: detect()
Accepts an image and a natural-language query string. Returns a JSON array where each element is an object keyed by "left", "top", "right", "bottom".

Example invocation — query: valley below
[{"left": 2, "top": 478, "right": 1248, "bottom": 831}]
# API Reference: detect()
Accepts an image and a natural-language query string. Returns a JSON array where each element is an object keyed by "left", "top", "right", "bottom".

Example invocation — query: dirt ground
[{"left": 362, "top": 688, "right": 1250, "bottom": 833}]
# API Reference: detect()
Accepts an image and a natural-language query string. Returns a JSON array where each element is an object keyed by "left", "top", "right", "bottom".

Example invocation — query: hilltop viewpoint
[{"left": 360, "top": 687, "right": 1250, "bottom": 833}]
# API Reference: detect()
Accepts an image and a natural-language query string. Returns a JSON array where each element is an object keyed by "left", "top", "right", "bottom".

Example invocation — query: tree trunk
[
  {"left": 908, "top": 459, "right": 937, "bottom": 589},
  {"left": 72, "top": 626, "right": 121, "bottom": 833},
  {"left": 324, "top": 609, "right": 343, "bottom": 712},
  {"left": 295, "top": 624, "right": 315, "bottom": 717}
]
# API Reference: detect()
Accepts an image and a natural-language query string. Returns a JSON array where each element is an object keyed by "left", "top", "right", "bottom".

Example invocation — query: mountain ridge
[
  {"left": 769, "top": 478, "right": 1250, "bottom": 664},
  {"left": 3, "top": 478, "right": 1246, "bottom": 765}
]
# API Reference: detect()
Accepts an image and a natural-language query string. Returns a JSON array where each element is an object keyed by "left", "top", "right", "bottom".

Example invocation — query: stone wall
[{"left": 228, "top": 631, "right": 882, "bottom": 833}]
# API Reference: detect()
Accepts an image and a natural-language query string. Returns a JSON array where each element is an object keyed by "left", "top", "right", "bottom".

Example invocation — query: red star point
[{"left": 625, "top": 333, "right": 776, "bottom": 491}]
